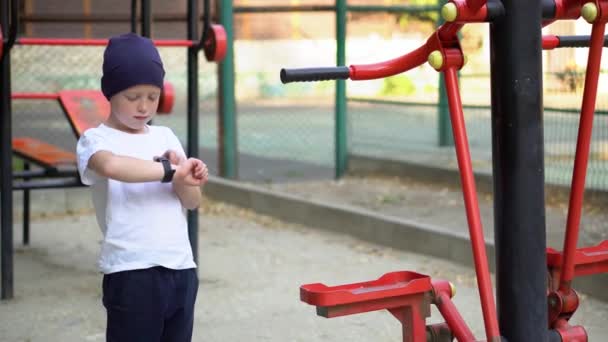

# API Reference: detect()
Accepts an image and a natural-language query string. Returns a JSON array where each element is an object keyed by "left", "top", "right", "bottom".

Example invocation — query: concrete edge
[
  {"left": 348, "top": 153, "right": 608, "bottom": 204},
  {"left": 204, "top": 176, "right": 608, "bottom": 303}
]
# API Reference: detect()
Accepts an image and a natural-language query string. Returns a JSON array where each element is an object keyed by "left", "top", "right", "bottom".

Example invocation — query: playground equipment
[
  {"left": 282, "top": 0, "right": 608, "bottom": 341},
  {"left": 0, "top": 0, "right": 226, "bottom": 300}
]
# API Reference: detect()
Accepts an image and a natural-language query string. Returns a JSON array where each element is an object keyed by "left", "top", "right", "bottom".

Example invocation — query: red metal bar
[
  {"left": 452, "top": 0, "right": 489, "bottom": 22},
  {"left": 465, "top": 0, "right": 486, "bottom": 12},
  {"left": 11, "top": 92, "right": 60, "bottom": 100},
  {"left": 349, "top": 45, "right": 429, "bottom": 81},
  {"left": 348, "top": 22, "right": 464, "bottom": 81},
  {"left": 438, "top": 22, "right": 464, "bottom": 41},
  {"left": 542, "top": 35, "right": 560, "bottom": 49},
  {"left": 559, "top": 21, "right": 606, "bottom": 293},
  {"left": 388, "top": 297, "right": 430, "bottom": 342},
  {"left": 434, "top": 291, "right": 476, "bottom": 341},
  {"left": 17, "top": 37, "right": 195, "bottom": 47},
  {"left": 444, "top": 67, "right": 500, "bottom": 342}
]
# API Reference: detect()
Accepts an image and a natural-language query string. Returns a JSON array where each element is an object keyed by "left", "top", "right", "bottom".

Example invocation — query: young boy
[{"left": 76, "top": 33, "right": 207, "bottom": 342}]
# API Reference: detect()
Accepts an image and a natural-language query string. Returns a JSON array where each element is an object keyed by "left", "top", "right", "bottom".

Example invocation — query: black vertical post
[
  {"left": 130, "top": 0, "right": 138, "bottom": 34},
  {"left": 490, "top": 0, "right": 547, "bottom": 341},
  {"left": 140, "top": 0, "right": 151, "bottom": 37},
  {"left": 1, "top": 0, "right": 15, "bottom": 300},
  {"left": 23, "top": 162, "right": 30, "bottom": 245},
  {"left": 186, "top": 0, "right": 199, "bottom": 265}
]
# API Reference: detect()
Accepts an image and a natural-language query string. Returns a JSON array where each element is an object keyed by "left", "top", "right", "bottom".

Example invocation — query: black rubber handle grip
[
  {"left": 557, "top": 35, "right": 608, "bottom": 48},
  {"left": 280, "top": 66, "right": 350, "bottom": 84}
]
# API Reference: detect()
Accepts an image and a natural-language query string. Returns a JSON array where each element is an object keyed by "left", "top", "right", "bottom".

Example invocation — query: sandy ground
[{"left": 0, "top": 198, "right": 607, "bottom": 341}]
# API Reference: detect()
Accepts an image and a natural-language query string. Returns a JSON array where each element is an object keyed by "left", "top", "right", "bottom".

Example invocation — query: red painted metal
[
  {"left": 13, "top": 83, "right": 174, "bottom": 137},
  {"left": 542, "top": 35, "right": 560, "bottom": 50},
  {"left": 12, "top": 137, "right": 76, "bottom": 168},
  {"left": 554, "top": 319, "right": 588, "bottom": 342},
  {"left": 301, "top": 271, "right": 431, "bottom": 308},
  {"left": 553, "top": 0, "right": 583, "bottom": 20},
  {"left": 434, "top": 289, "right": 476, "bottom": 341},
  {"left": 348, "top": 22, "right": 463, "bottom": 81},
  {"left": 548, "top": 288, "right": 580, "bottom": 326},
  {"left": 11, "top": 92, "right": 60, "bottom": 100},
  {"left": 349, "top": 45, "right": 429, "bottom": 81},
  {"left": 158, "top": 81, "right": 175, "bottom": 114},
  {"left": 204, "top": 24, "right": 227, "bottom": 62},
  {"left": 300, "top": 271, "right": 432, "bottom": 342},
  {"left": 17, "top": 37, "right": 195, "bottom": 47},
  {"left": 547, "top": 240, "right": 608, "bottom": 279},
  {"left": 559, "top": 21, "right": 606, "bottom": 293},
  {"left": 444, "top": 66, "right": 500, "bottom": 342},
  {"left": 465, "top": 0, "right": 486, "bottom": 12},
  {"left": 437, "top": 22, "right": 464, "bottom": 41},
  {"left": 450, "top": 0, "right": 489, "bottom": 22},
  {"left": 57, "top": 90, "right": 110, "bottom": 137}
]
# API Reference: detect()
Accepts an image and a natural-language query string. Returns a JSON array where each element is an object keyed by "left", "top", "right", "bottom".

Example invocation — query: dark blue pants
[{"left": 102, "top": 267, "right": 198, "bottom": 342}]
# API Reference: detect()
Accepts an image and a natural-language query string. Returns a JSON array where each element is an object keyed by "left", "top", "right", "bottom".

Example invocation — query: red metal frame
[
  {"left": 12, "top": 85, "right": 174, "bottom": 137},
  {"left": 298, "top": 1, "right": 608, "bottom": 340},
  {"left": 17, "top": 37, "right": 195, "bottom": 47},
  {"left": 432, "top": 280, "right": 476, "bottom": 341},
  {"left": 203, "top": 24, "right": 227, "bottom": 62},
  {"left": 443, "top": 65, "right": 500, "bottom": 342},
  {"left": 303, "top": 20, "right": 502, "bottom": 341},
  {"left": 449, "top": 0, "right": 489, "bottom": 22},
  {"left": 301, "top": 271, "right": 433, "bottom": 342},
  {"left": 559, "top": 5, "right": 608, "bottom": 295}
]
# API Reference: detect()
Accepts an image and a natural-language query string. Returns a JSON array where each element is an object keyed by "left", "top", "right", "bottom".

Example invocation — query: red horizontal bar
[
  {"left": 11, "top": 92, "right": 60, "bottom": 100},
  {"left": 17, "top": 38, "right": 195, "bottom": 47},
  {"left": 349, "top": 45, "right": 429, "bottom": 81}
]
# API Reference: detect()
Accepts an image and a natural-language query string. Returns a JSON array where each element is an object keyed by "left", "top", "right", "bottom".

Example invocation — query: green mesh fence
[
  {"left": 348, "top": 73, "right": 608, "bottom": 191},
  {"left": 11, "top": 44, "right": 608, "bottom": 189},
  {"left": 10, "top": 45, "right": 217, "bottom": 157}
]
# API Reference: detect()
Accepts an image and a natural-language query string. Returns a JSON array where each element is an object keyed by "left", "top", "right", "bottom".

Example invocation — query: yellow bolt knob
[
  {"left": 428, "top": 50, "right": 444, "bottom": 70},
  {"left": 442, "top": 2, "right": 458, "bottom": 22},
  {"left": 450, "top": 282, "right": 456, "bottom": 298},
  {"left": 582, "top": 2, "right": 598, "bottom": 23}
]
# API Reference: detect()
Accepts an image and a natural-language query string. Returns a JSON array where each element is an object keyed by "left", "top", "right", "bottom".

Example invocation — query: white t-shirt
[{"left": 76, "top": 123, "right": 196, "bottom": 274}]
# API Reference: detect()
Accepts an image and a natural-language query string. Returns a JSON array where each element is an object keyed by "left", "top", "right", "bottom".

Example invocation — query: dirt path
[{"left": 1, "top": 199, "right": 607, "bottom": 341}]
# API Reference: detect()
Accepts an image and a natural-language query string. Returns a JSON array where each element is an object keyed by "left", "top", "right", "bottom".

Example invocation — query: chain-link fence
[
  {"left": 10, "top": 45, "right": 217, "bottom": 158},
  {"left": 10, "top": 5, "right": 608, "bottom": 189},
  {"left": 349, "top": 71, "right": 608, "bottom": 190}
]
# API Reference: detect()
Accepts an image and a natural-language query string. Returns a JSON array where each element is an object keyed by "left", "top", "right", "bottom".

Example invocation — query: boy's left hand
[{"left": 191, "top": 158, "right": 209, "bottom": 183}]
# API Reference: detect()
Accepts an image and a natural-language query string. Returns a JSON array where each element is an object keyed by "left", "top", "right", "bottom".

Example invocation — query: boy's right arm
[{"left": 88, "top": 150, "right": 167, "bottom": 183}]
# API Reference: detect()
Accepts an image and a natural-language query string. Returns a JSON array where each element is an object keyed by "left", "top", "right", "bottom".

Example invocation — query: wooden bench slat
[{"left": 12, "top": 137, "right": 76, "bottom": 169}]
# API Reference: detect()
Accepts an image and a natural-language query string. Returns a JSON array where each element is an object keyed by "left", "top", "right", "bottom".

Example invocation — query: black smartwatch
[{"left": 155, "top": 157, "right": 176, "bottom": 183}]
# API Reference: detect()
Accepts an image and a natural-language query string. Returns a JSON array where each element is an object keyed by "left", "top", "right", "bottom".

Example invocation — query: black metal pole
[
  {"left": 140, "top": 0, "right": 151, "bottom": 37},
  {"left": 1, "top": 0, "right": 15, "bottom": 300},
  {"left": 23, "top": 162, "right": 30, "bottom": 245},
  {"left": 186, "top": 0, "right": 199, "bottom": 266},
  {"left": 130, "top": 0, "right": 137, "bottom": 33},
  {"left": 490, "top": 0, "right": 548, "bottom": 341}
]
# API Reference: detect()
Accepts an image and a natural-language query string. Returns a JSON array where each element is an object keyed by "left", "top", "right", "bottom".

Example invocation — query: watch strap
[{"left": 156, "top": 157, "right": 175, "bottom": 183}]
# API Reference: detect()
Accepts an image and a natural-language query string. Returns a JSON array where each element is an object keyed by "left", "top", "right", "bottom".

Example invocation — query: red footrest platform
[
  {"left": 547, "top": 240, "right": 608, "bottom": 277},
  {"left": 300, "top": 271, "right": 432, "bottom": 318}
]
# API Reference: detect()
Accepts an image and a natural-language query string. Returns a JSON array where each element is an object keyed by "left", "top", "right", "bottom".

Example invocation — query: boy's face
[{"left": 108, "top": 84, "right": 161, "bottom": 133}]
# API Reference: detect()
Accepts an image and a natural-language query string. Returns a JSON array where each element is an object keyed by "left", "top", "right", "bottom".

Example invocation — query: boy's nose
[{"left": 137, "top": 100, "right": 148, "bottom": 113}]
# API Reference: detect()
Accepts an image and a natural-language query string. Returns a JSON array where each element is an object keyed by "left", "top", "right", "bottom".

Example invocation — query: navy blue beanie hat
[{"left": 101, "top": 33, "right": 165, "bottom": 100}]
